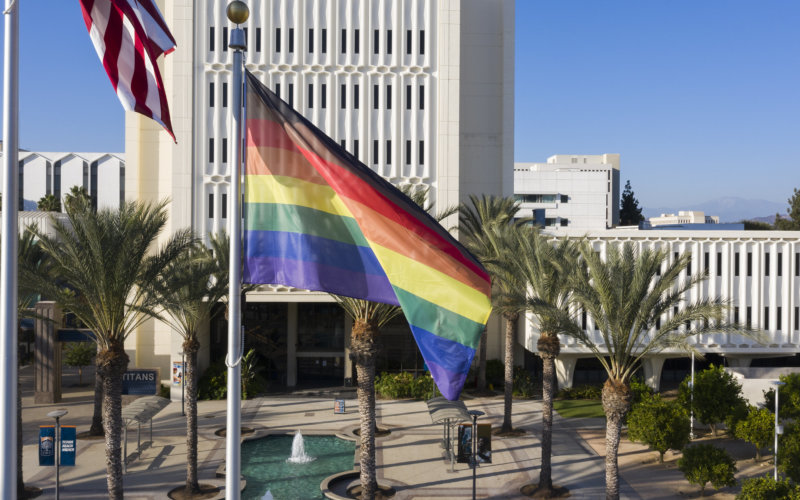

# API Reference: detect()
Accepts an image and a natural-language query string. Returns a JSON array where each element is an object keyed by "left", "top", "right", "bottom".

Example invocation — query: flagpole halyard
[
  {"left": 0, "top": 0, "right": 19, "bottom": 496},
  {"left": 225, "top": 2, "right": 249, "bottom": 499}
]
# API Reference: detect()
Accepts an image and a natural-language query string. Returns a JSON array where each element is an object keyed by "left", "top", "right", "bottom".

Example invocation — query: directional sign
[{"left": 60, "top": 426, "right": 76, "bottom": 466}]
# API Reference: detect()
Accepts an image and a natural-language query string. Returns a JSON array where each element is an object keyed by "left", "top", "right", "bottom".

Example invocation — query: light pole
[
  {"left": 774, "top": 380, "right": 786, "bottom": 481},
  {"left": 467, "top": 410, "right": 484, "bottom": 500},
  {"left": 47, "top": 409, "right": 68, "bottom": 500}
]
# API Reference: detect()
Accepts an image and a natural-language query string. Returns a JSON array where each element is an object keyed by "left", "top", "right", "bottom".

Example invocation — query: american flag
[{"left": 80, "top": 0, "right": 176, "bottom": 141}]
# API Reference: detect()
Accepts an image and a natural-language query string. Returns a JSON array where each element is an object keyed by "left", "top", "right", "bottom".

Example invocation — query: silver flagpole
[
  {"left": 225, "top": 2, "right": 249, "bottom": 499},
  {"left": 0, "top": 0, "right": 19, "bottom": 497}
]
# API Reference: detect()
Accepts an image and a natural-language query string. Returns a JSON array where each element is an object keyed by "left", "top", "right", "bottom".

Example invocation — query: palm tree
[
  {"left": 568, "top": 242, "right": 747, "bottom": 500},
  {"left": 31, "top": 200, "right": 191, "bottom": 499},
  {"left": 459, "top": 194, "right": 529, "bottom": 430},
  {"left": 490, "top": 230, "right": 583, "bottom": 493},
  {"left": 151, "top": 238, "right": 224, "bottom": 494},
  {"left": 37, "top": 194, "right": 61, "bottom": 212},
  {"left": 63, "top": 185, "right": 92, "bottom": 212},
  {"left": 16, "top": 228, "right": 52, "bottom": 498},
  {"left": 335, "top": 297, "right": 402, "bottom": 498}
]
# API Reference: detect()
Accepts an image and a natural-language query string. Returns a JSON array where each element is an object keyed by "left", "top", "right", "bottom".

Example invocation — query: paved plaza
[{"left": 21, "top": 365, "right": 642, "bottom": 499}]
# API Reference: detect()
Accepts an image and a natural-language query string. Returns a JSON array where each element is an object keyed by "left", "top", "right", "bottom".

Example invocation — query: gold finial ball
[{"left": 227, "top": 1, "right": 250, "bottom": 25}]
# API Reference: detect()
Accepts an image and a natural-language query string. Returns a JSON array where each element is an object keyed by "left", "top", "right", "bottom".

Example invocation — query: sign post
[{"left": 45, "top": 410, "right": 68, "bottom": 500}]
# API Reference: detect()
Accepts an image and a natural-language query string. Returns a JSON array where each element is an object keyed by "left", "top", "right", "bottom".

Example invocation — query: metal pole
[
  {"left": 467, "top": 410, "right": 484, "bottom": 500},
  {"left": 225, "top": 3, "right": 249, "bottom": 499},
  {"left": 181, "top": 351, "right": 185, "bottom": 416},
  {"left": 0, "top": 0, "right": 20, "bottom": 496},
  {"left": 55, "top": 416, "right": 61, "bottom": 500},
  {"left": 690, "top": 352, "right": 695, "bottom": 440}
]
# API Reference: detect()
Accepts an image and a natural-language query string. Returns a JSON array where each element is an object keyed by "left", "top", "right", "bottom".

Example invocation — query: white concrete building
[
  {"left": 650, "top": 211, "right": 720, "bottom": 226},
  {"left": 525, "top": 228, "right": 800, "bottom": 390},
  {"left": 0, "top": 152, "right": 124, "bottom": 212},
  {"left": 514, "top": 154, "right": 620, "bottom": 231},
  {"left": 124, "top": 1, "right": 515, "bottom": 389}
]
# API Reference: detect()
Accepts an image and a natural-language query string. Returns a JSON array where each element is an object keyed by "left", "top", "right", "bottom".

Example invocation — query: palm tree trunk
[
  {"left": 98, "top": 343, "right": 129, "bottom": 500},
  {"left": 184, "top": 337, "right": 200, "bottom": 493},
  {"left": 537, "top": 333, "right": 560, "bottom": 492},
  {"left": 351, "top": 320, "right": 378, "bottom": 500},
  {"left": 501, "top": 314, "right": 517, "bottom": 432},
  {"left": 477, "top": 326, "right": 487, "bottom": 391},
  {"left": 601, "top": 379, "right": 632, "bottom": 500},
  {"left": 89, "top": 343, "right": 104, "bottom": 436}
]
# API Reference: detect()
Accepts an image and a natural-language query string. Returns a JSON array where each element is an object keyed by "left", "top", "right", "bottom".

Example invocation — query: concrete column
[
  {"left": 343, "top": 315, "right": 353, "bottom": 386},
  {"left": 725, "top": 356, "right": 753, "bottom": 368},
  {"left": 286, "top": 303, "right": 298, "bottom": 387},
  {"left": 555, "top": 356, "right": 578, "bottom": 390},
  {"left": 642, "top": 355, "right": 668, "bottom": 391},
  {"left": 34, "top": 302, "right": 62, "bottom": 403}
]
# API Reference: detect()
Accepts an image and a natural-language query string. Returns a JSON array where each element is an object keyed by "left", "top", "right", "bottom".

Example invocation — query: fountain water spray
[{"left": 287, "top": 431, "right": 315, "bottom": 464}]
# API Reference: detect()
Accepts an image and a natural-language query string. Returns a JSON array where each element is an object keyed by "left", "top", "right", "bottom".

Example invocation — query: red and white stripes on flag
[{"left": 80, "top": 0, "right": 177, "bottom": 141}]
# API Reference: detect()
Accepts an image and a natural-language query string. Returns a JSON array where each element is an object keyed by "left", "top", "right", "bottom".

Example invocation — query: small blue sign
[
  {"left": 39, "top": 426, "right": 55, "bottom": 466},
  {"left": 122, "top": 369, "right": 159, "bottom": 395},
  {"left": 60, "top": 426, "right": 76, "bottom": 466}
]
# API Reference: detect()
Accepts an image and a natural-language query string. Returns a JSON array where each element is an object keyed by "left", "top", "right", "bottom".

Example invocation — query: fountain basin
[{"left": 241, "top": 433, "right": 356, "bottom": 500}]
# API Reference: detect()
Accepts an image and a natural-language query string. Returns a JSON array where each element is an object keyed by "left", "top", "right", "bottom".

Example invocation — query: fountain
[
  {"left": 286, "top": 430, "right": 316, "bottom": 463},
  {"left": 241, "top": 432, "right": 354, "bottom": 499}
]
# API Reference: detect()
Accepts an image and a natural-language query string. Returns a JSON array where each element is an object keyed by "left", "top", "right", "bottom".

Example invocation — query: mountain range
[{"left": 643, "top": 197, "right": 787, "bottom": 224}]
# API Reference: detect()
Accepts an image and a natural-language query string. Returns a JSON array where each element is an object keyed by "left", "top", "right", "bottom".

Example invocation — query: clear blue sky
[{"left": 1, "top": 1, "right": 798, "bottom": 208}]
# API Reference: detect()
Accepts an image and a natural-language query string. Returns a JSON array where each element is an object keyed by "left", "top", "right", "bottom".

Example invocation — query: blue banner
[
  {"left": 39, "top": 426, "right": 55, "bottom": 466},
  {"left": 60, "top": 426, "right": 76, "bottom": 466},
  {"left": 122, "top": 369, "right": 159, "bottom": 395}
]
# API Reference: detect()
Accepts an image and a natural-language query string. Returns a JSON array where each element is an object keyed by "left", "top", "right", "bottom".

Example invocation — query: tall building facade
[
  {"left": 514, "top": 154, "right": 620, "bottom": 231},
  {"left": 125, "top": 1, "right": 515, "bottom": 388},
  {"left": 526, "top": 228, "right": 800, "bottom": 390}
]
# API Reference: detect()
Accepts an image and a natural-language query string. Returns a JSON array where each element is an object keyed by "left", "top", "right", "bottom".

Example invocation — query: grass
[{"left": 553, "top": 399, "right": 605, "bottom": 418}]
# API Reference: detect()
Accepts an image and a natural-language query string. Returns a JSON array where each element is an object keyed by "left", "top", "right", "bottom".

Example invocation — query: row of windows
[
  {"left": 208, "top": 193, "right": 228, "bottom": 219},
  {"left": 580, "top": 306, "right": 800, "bottom": 332},
  {"left": 336, "top": 139, "right": 424, "bottom": 166},
  {"left": 656, "top": 251, "right": 800, "bottom": 278},
  {"left": 208, "top": 136, "right": 424, "bottom": 166},
  {"left": 209, "top": 27, "right": 426, "bottom": 56},
  {"left": 516, "top": 194, "right": 569, "bottom": 204},
  {"left": 211, "top": 81, "right": 425, "bottom": 111}
]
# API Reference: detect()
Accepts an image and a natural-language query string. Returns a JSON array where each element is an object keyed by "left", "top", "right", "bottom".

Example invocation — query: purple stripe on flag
[
  {"left": 244, "top": 255, "right": 399, "bottom": 305},
  {"left": 410, "top": 325, "right": 475, "bottom": 400}
]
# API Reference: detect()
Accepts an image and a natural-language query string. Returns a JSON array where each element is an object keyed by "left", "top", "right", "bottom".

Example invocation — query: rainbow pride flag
[{"left": 242, "top": 71, "right": 492, "bottom": 400}]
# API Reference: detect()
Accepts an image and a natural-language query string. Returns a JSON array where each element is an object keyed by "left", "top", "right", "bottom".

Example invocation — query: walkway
[{"left": 21, "top": 366, "right": 640, "bottom": 499}]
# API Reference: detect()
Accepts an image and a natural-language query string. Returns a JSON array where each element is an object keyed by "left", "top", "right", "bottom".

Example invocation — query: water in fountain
[{"left": 286, "top": 430, "right": 316, "bottom": 463}]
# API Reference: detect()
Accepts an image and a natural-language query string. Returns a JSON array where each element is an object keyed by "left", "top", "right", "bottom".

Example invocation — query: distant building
[
  {"left": 0, "top": 151, "right": 125, "bottom": 211},
  {"left": 650, "top": 210, "right": 719, "bottom": 226},
  {"left": 514, "top": 154, "right": 620, "bottom": 231}
]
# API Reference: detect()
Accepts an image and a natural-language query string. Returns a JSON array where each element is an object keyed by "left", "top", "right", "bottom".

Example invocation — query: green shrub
[
  {"left": 736, "top": 476, "right": 800, "bottom": 500},
  {"left": 677, "top": 364, "right": 747, "bottom": 436},
  {"left": 764, "top": 373, "right": 800, "bottom": 421},
  {"left": 375, "top": 372, "right": 434, "bottom": 400},
  {"left": 629, "top": 376, "right": 654, "bottom": 405},
  {"left": 197, "top": 349, "right": 265, "bottom": 400},
  {"left": 557, "top": 384, "right": 602, "bottom": 400},
  {"left": 485, "top": 359, "right": 505, "bottom": 388},
  {"left": 627, "top": 394, "right": 690, "bottom": 463},
  {"left": 512, "top": 366, "right": 537, "bottom": 398},
  {"left": 779, "top": 423, "right": 800, "bottom": 483},
  {"left": 159, "top": 383, "right": 170, "bottom": 398},
  {"left": 733, "top": 406, "right": 774, "bottom": 461},
  {"left": 678, "top": 444, "right": 737, "bottom": 495}
]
